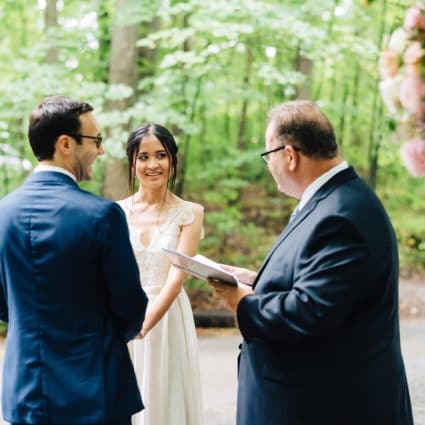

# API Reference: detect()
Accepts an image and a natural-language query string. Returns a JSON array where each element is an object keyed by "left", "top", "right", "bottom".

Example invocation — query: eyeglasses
[
  {"left": 68, "top": 134, "right": 103, "bottom": 148},
  {"left": 260, "top": 144, "right": 300, "bottom": 163}
]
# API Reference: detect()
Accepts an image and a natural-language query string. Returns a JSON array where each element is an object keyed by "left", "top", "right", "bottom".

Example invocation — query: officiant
[{"left": 212, "top": 100, "right": 413, "bottom": 425}]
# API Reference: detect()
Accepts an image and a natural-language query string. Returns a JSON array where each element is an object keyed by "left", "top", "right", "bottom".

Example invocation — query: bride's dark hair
[{"left": 126, "top": 123, "right": 178, "bottom": 194}]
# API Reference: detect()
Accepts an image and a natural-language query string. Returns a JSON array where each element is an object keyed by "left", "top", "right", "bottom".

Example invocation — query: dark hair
[
  {"left": 126, "top": 123, "right": 178, "bottom": 193},
  {"left": 28, "top": 95, "right": 94, "bottom": 160},
  {"left": 267, "top": 100, "right": 338, "bottom": 159}
]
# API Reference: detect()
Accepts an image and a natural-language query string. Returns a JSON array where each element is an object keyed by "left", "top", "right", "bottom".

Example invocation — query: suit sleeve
[
  {"left": 99, "top": 203, "right": 148, "bottom": 341},
  {"left": 0, "top": 277, "right": 8, "bottom": 323},
  {"left": 237, "top": 216, "right": 372, "bottom": 343}
]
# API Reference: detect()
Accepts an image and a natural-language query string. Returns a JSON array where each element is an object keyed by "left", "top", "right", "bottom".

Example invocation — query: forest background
[{"left": 0, "top": 0, "right": 424, "bottom": 302}]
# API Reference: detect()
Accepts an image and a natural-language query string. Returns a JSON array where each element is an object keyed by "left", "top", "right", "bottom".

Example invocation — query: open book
[{"left": 162, "top": 247, "right": 239, "bottom": 286}]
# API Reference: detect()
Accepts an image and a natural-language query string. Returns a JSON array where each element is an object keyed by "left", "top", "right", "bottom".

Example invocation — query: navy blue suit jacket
[
  {"left": 236, "top": 167, "right": 413, "bottom": 425},
  {"left": 0, "top": 171, "right": 148, "bottom": 424}
]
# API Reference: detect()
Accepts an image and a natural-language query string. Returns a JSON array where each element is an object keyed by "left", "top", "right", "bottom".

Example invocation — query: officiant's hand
[
  {"left": 210, "top": 279, "right": 254, "bottom": 314},
  {"left": 219, "top": 264, "right": 257, "bottom": 287}
]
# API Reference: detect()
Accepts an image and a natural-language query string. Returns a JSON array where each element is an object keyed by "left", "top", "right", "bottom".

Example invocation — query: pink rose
[
  {"left": 388, "top": 28, "right": 409, "bottom": 54},
  {"left": 403, "top": 41, "right": 425, "bottom": 64},
  {"left": 404, "top": 6, "right": 425, "bottom": 32},
  {"left": 400, "top": 138, "right": 425, "bottom": 177},
  {"left": 405, "top": 63, "right": 422, "bottom": 77},
  {"left": 379, "top": 77, "right": 402, "bottom": 114},
  {"left": 399, "top": 76, "right": 425, "bottom": 119},
  {"left": 379, "top": 49, "right": 399, "bottom": 79}
]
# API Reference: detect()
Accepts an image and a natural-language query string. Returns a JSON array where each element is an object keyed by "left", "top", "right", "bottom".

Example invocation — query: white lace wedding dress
[{"left": 118, "top": 199, "right": 203, "bottom": 425}]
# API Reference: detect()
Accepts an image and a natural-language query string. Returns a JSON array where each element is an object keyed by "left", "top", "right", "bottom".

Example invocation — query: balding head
[{"left": 267, "top": 100, "right": 338, "bottom": 160}]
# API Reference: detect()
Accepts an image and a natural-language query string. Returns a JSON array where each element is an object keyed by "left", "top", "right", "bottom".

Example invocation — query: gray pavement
[
  {"left": 400, "top": 319, "right": 425, "bottom": 425},
  {"left": 0, "top": 320, "right": 424, "bottom": 425},
  {"left": 199, "top": 321, "right": 425, "bottom": 425},
  {"left": 199, "top": 330, "right": 239, "bottom": 425}
]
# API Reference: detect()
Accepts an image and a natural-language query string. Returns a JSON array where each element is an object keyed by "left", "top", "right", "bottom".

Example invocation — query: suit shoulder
[
  {"left": 330, "top": 176, "right": 382, "bottom": 208},
  {"left": 70, "top": 189, "right": 126, "bottom": 221},
  {"left": 321, "top": 177, "right": 393, "bottom": 233},
  {"left": 0, "top": 186, "right": 26, "bottom": 212},
  {"left": 75, "top": 188, "right": 116, "bottom": 208}
]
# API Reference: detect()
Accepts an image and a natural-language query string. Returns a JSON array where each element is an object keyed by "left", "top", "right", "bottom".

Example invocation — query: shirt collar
[
  {"left": 298, "top": 161, "right": 349, "bottom": 211},
  {"left": 34, "top": 164, "right": 77, "bottom": 182}
]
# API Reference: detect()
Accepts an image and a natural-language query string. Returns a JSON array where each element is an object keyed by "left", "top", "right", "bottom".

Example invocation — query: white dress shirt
[
  {"left": 298, "top": 161, "right": 349, "bottom": 211},
  {"left": 34, "top": 164, "right": 77, "bottom": 183}
]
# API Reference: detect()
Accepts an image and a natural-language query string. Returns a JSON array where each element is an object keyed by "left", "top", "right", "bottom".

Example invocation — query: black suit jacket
[{"left": 236, "top": 167, "right": 413, "bottom": 425}]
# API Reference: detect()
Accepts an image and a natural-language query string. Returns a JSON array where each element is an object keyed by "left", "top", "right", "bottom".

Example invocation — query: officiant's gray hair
[{"left": 267, "top": 100, "right": 338, "bottom": 160}]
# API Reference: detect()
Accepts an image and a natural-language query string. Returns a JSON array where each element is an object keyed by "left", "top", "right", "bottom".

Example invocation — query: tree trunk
[
  {"left": 237, "top": 45, "right": 253, "bottom": 150},
  {"left": 313, "top": 0, "right": 338, "bottom": 100},
  {"left": 45, "top": 0, "right": 58, "bottom": 63},
  {"left": 223, "top": 54, "right": 236, "bottom": 141},
  {"left": 138, "top": 16, "right": 160, "bottom": 81},
  {"left": 328, "top": 66, "right": 338, "bottom": 103},
  {"left": 350, "top": 60, "right": 361, "bottom": 146},
  {"left": 295, "top": 46, "right": 313, "bottom": 100},
  {"left": 107, "top": 0, "right": 139, "bottom": 111},
  {"left": 337, "top": 83, "right": 349, "bottom": 147},
  {"left": 103, "top": 0, "right": 140, "bottom": 200},
  {"left": 367, "top": 0, "right": 387, "bottom": 188},
  {"left": 175, "top": 72, "right": 204, "bottom": 196},
  {"left": 350, "top": 9, "right": 362, "bottom": 147},
  {"left": 175, "top": 12, "right": 203, "bottom": 197},
  {"left": 98, "top": 1, "right": 112, "bottom": 83}
]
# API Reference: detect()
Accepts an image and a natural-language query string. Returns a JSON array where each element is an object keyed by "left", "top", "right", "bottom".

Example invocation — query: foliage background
[{"left": 0, "top": 0, "right": 424, "bottom": 296}]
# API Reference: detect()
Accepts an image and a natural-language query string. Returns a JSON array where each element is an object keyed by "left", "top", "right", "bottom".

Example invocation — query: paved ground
[
  {"left": 0, "top": 320, "right": 424, "bottom": 425},
  {"left": 201, "top": 320, "right": 425, "bottom": 425},
  {"left": 400, "top": 319, "right": 425, "bottom": 425},
  {"left": 198, "top": 329, "right": 239, "bottom": 424},
  {"left": 399, "top": 280, "right": 425, "bottom": 319}
]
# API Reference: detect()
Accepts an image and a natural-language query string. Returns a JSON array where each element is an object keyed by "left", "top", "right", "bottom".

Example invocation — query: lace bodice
[{"left": 118, "top": 200, "right": 198, "bottom": 289}]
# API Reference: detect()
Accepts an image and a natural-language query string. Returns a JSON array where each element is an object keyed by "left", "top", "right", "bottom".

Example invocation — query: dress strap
[
  {"left": 168, "top": 202, "right": 195, "bottom": 226},
  {"left": 168, "top": 201, "right": 204, "bottom": 239}
]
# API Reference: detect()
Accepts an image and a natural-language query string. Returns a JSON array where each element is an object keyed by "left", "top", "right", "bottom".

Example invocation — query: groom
[{"left": 0, "top": 96, "right": 148, "bottom": 425}]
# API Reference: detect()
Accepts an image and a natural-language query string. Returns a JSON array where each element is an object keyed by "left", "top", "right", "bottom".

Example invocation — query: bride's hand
[{"left": 134, "top": 327, "right": 147, "bottom": 339}]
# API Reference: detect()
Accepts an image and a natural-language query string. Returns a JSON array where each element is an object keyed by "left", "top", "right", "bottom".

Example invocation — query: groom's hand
[{"left": 210, "top": 279, "right": 254, "bottom": 314}]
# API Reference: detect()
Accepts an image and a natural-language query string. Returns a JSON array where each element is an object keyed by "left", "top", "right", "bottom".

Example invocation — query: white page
[{"left": 162, "top": 247, "right": 238, "bottom": 286}]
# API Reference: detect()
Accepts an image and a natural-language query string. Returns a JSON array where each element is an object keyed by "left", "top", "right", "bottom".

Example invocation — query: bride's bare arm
[{"left": 138, "top": 203, "right": 204, "bottom": 337}]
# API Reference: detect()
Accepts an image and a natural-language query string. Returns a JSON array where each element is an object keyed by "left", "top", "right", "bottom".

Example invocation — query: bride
[{"left": 117, "top": 124, "right": 204, "bottom": 425}]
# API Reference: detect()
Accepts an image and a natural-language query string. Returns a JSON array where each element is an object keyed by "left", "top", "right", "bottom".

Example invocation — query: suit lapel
[
  {"left": 253, "top": 200, "right": 317, "bottom": 285},
  {"left": 253, "top": 167, "right": 358, "bottom": 288}
]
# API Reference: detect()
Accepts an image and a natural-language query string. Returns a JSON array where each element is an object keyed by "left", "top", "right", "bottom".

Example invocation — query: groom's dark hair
[{"left": 28, "top": 95, "right": 94, "bottom": 161}]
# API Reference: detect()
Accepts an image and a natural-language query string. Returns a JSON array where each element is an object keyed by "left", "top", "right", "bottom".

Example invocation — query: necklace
[
  {"left": 128, "top": 190, "right": 172, "bottom": 238},
  {"left": 155, "top": 199, "right": 166, "bottom": 234}
]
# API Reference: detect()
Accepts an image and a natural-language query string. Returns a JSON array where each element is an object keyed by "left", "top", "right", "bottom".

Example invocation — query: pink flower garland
[
  {"left": 400, "top": 138, "right": 425, "bottom": 177},
  {"left": 379, "top": 4, "right": 425, "bottom": 177}
]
